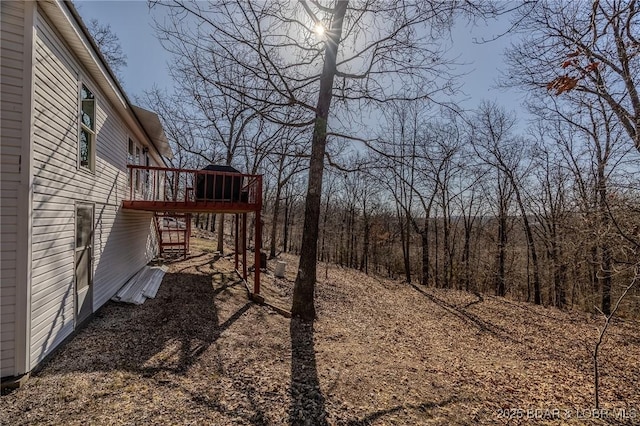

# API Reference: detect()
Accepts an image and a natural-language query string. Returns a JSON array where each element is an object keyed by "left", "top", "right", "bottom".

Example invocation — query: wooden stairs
[{"left": 154, "top": 212, "right": 191, "bottom": 258}]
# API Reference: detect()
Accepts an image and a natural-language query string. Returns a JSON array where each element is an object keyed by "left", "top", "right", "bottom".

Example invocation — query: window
[
  {"left": 128, "top": 138, "right": 134, "bottom": 164},
  {"left": 135, "top": 145, "right": 141, "bottom": 190},
  {"left": 128, "top": 138, "right": 150, "bottom": 193},
  {"left": 80, "top": 85, "right": 95, "bottom": 171}
]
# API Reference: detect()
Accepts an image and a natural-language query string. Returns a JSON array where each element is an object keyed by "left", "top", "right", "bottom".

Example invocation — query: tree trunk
[
  {"left": 339, "top": 211, "right": 346, "bottom": 266},
  {"left": 497, "top": 203, "right": 507, "bottom": 297},
  {"left": 421, "top": 215, "right": 430, "bottom": 286},
  {"left": 349, "top": 206, "right": 356, "bottom": 268},
  {"left": 360, "top": 209, "right": 370, "bottom": 273},
  {"left": 434, "top": 216, "right": 440, "bottom": 288},
  {"left": 511, "top": 185, "right": 541, "bottom": 304},
  {"left": 283, "top": 196, "right": 290, "bottom": 253},
  {"left": 442, "top": 204, "right": 451, "bottom": 288},
  {"left": 598, "top": 164, "right": 612, "bottom": 315},
  {"left": 397, "top": 207, "right": 412, "bottom": 284},
  {"left": 269, "top": 183, "right": 283, "bottom": 259},
  {"left": 292, "top": 1, "right": 348, "bottom": 321},
  {"left": 462, "top": 225, "right": 471, "bottom": 292}
]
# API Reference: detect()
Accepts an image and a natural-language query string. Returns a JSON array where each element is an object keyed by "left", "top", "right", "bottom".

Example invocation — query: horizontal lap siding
[
  {"left": 29, "top": 11, "right": 157, "bottom": 366},
  {"left": 93, "top": 208, "right": 157, "bottom": 309},
  {"left": 0, "top": 0, "right": 25, "bottom": 377},
  {"left": 30, "top": 14, "right": 76, "bottom": 364}
]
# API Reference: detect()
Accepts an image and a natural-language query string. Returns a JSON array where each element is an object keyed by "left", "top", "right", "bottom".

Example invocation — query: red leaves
[
  {"left": 547, "top": 75, "right": 579, "bottom": 95},
  {"left": 547, "top": 50, "right": 600, "bottom": 96},
  {"left": 585, "top": 61, "right": 600, "bottom": 72}
]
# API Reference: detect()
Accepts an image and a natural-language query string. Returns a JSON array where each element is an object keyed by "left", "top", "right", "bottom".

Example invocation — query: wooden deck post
[
  {"left": 234, "top": 214, "right": 239, "bottom": 270},
  {"left": 254, "top": 210, "right": 261, "bottom": 295},
  {"left": 242, "top": 213, "right": 247, "bottom": 280}
]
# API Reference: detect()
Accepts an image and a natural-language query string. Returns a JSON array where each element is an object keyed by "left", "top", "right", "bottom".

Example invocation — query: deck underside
[{"left": 122, "top": 200, "right": 260, "bottom": 214}]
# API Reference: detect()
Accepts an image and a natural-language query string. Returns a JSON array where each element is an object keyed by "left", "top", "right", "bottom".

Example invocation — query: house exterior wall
[
  {"left": 1, "top": 0, "right": 33, "bottom": 379},
  {"left": 1, "top": 0, "right": 25, "bottom": 379},
  {"left": 25, "top": 6, "right": 159, "bottom": 368}
]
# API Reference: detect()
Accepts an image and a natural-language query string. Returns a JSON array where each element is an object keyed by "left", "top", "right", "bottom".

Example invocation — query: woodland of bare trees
[{"left": 140, "top": 1, "right": 639, "bottom": 319}]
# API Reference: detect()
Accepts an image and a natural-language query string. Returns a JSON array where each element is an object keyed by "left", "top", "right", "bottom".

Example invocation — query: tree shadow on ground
[
  {"left": 346, "top": 396, "right": 458, "bottom": 425},
  {"left": 410, "top": 284, "right": 520, "bottom": 344},
  {"left": 288, "top": 318, "right": 328, "bottom": 426},
  {"left": 44, "top": 271, "right": 251, "bottom": 377}
]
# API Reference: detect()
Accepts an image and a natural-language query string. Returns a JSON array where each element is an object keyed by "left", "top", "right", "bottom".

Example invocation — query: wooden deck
[
  {"left": 122, "top": 200, "right": 261, "bottom": 214},
  {"left": 122, "top": 165, "right": 262, "bottom": 214},
  {"left": 122, "top": 165, "right": 263, "bottom": 294}
]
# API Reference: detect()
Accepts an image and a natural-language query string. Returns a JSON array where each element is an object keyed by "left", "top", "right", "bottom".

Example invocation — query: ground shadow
[
  {"left": 410, "top": 284, "right": 520, "bottom": 344},
  {"left": 288, "top": 318, "right": 328, "bottom": 426},
  {"left": 42, "top": 270, "right": 251, "bottom": 377},
  {"left": 346, "top": 396, "right": 458, "bottom": 425}
]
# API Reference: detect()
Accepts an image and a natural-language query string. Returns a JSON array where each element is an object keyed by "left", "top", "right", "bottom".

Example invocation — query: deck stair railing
[{"left": 153, "top": 212, "right": 191, "bottom": 258}]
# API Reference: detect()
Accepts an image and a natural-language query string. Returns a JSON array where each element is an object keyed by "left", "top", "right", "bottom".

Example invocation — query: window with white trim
[{"left": 79, "top": 84, "right": 96, "bottom": 171}]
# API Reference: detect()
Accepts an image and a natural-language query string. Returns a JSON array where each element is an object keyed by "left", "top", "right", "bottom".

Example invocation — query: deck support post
[
  {"left": 234, "top": 214, "right": 239, "bottom": 270},
  {"left": 185, "top": 213, "right": 191, "bottom": 258},
  {"left": 254, "top": 210, "right": 261, "bottom": 295},
  {"left": 242, "top": 213, "right": 247, "bottom": 280}
]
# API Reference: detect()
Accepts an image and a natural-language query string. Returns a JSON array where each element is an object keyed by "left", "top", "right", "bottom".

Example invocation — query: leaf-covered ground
[{"left": 2, "top": 239, "right": 639, "bottom": 425}]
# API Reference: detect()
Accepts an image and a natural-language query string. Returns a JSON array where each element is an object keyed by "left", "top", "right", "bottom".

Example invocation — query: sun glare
[{"left": 314, "top": 23, "right": 325, "bottom": 36}]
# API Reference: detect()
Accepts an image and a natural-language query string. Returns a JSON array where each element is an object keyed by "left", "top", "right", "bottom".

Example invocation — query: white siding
[
  {"left": 28, "top": 10, "right": 157, "bottom": 366},
  {"left": 1, "top": 0, "right": 25, "bottom": 378}
]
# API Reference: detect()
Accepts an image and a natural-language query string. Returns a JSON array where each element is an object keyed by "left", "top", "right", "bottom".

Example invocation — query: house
[
  {"left": 1, "top": 0, "right": 173, "bottom": 385},
  {"left": 1, "top": 0, "right": 265, "bottom": 388}
]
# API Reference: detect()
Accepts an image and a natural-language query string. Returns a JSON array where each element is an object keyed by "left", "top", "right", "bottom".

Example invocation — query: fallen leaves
[{"left": 1, "top": 239, "right": 638, "bottom": 425}]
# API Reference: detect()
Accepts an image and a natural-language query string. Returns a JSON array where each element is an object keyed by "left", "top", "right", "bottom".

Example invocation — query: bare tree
[
  {"left": 505, "top": 0, "right": 640, "bottom": 153},
  {"left": 87, "top": 18, "right": 127, "bottom": 76},
  {"left": 529, "top": 133, "right": 571, "bottom": 308},
  {"left": 264, "top": 129, "right": 309, "bottom": 259},
  {"left": 151, "top": 0, "right": 495, "bottom": 320},
  {"left": 471, "top": 102, "right": 541, "bottom": 303}
]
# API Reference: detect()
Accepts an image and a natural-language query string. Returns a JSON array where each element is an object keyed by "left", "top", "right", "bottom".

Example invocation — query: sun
[{"left": 314, "top": 23, "right": 325, "bottom": 36}]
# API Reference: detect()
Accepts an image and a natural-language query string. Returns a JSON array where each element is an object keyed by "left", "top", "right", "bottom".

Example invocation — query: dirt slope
[{"left": 1, "top": 244, "right": 638, "bottom": 425}]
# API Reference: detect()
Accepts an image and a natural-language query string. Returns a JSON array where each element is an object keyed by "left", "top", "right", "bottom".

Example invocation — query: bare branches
[
  {"left": 505, "top": 0, "right": 640, "bottom": 153},
  {"left": 86, "top": 18, "right": 127, "bottom": 77},
  {"left": 592, "top": 268, "right": 638, "bottom": 408}
]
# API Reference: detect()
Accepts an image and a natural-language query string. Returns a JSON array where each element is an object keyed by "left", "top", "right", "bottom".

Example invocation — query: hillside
[{"left": 1, "top": 239, "right": 638, "bottom": 425}]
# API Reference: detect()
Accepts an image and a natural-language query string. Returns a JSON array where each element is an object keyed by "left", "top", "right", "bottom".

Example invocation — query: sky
[{"left": 74, "top": 0, "right": 527, "bottom": 122}]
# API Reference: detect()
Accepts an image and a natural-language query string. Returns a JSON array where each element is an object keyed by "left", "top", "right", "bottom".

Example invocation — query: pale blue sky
[{"left": 74, "top": 1, "right": 526, "bottom": 120}]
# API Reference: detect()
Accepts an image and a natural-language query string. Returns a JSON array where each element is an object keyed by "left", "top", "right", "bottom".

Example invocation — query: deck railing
[{"left": 126, "top": 165, "right": 262, "bottom": 208}]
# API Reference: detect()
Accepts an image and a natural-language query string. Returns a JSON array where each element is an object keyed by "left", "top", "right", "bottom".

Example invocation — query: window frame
[{"left": 78, "top": 83, "right": 96, "bottom": 172}]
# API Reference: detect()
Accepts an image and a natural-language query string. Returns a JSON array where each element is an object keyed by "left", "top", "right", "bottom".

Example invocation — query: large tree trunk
[{"left": 292, "top": 1, "right": 348, "bottom": 321}]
